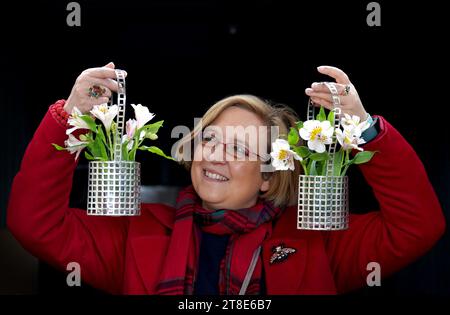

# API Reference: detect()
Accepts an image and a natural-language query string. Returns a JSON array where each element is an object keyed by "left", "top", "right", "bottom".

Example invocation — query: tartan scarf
[{"left": 156, "top": 185, "right": 283, "bottom": 295}]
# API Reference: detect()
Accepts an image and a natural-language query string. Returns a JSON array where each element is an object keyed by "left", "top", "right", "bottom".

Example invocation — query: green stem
[
  {"left": 132, "top": 137, "right": 139, "bottom": 160},
  {"left": 129, "top": 129, "right": 142, "bottom": 161},
  {"left": 341, "top": 150, "right": 350, "bottom": 176},
  {"left": 107, "top": 128, "right": 113, "bottom": 160},
  {"left": 129, "top": 128, "right": 149, "bottom": 161},
  {"left": 301, "top": 160, "right": 308, "bottom": 175}
]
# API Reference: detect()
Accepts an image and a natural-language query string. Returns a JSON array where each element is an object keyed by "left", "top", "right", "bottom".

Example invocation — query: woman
[{"left": 7, "top": 63, "right": 445, "bottom": 295}]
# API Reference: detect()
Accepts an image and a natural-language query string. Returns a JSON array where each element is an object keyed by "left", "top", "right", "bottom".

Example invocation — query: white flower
[
  {"left": 340, "top": 113, "right": 370, "bottom": 135},
  {"left": 66, "top": 107, "right": 91, "bottom": 135},
  {"left": 270, "top": 139, "right": 302, "bottom": 171},
  {"left": 335, "top": 128, "right": 366, "bottom": 151},
  {"left": 131, "top": 104, "right": 155, "bottom": 129},
  {"left": 299, "top": 120, "right": 334, "bottom": 153},
  {"left": 139, "top": 130, "right": 146, "bottom": 141},
  {"left": 121, "top": 119, "right": 140, "bottom": 152},
  {"left": 122, "top": 135, "right": 134, "bottom": 151},
  {"left": 126, "top": 119, "right": 138, "bottom": 139},
  {"left": 90, "top": 103, "right": 119, "bottom": 132},
  {"left": 64, "top": 134, "right": 88, "bottom": 160}
]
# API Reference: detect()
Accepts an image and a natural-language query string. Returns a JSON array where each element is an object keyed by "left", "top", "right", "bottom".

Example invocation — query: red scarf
[{"left": 156, "top": 185, "right": 283, "bottom": 295}]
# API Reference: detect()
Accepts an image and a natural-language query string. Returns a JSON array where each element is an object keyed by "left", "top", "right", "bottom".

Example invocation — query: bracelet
[
  {"left": 361, "top": 114, "right": 379, "bottom": 143},
  {"left": 364, "top": 113, "right": 374, "bottom": 126},
  {"left": 50, "top": 100, "right": 70, "bottom": 128}
]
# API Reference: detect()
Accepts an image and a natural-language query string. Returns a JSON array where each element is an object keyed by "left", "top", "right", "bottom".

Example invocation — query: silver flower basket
[
  {"left": 297, "top": 175, "right": 348, "bottom": 230},
  {"left": 87, "top": 161, "right": 141, "bottom": 216},
  {"left": 87, "top": 70, "right": 141, "bottom": 216},
  {"left": 297, "top": 82, "right": 349, "bottom": 230}
]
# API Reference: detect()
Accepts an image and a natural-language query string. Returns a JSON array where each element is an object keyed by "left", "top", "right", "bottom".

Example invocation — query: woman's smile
[{"left": 203, "top": 168, "right": 229, "bottom": 182}]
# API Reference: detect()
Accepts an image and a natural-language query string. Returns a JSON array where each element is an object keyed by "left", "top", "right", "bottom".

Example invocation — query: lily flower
[
  {"left": 340, "top": 113, "right": 370, "bottom": 135},
  {"left": 66, "top": 107, "right": 91, "bottom": 135},
  {"left": 299, "top": 120, "right": 334, "bottom": 153},
  {"left": 270, "top": 139, "right": 302, "bottom": 171},
  {"left": 64, "top": 134, "right": 88, "bottom": 160},
  {"left": 122, "top": 135, "right": 135, "bottom": 151},
  {"left": 90, "top": 103, "right": 119, "bottom": 132},
  {"left": 131, "top": 104, "right": 155, "bottom": 129},
  {"left": 126, "top": 119, "right": 138, "bottom": 140},
  {"left": 335, "top": 128, "right": 366, "bottom": 151}
]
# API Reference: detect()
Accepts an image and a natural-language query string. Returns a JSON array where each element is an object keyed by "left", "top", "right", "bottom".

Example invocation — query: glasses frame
[{"left": 200, "top": 134, "right": 270, "bottom": 162}]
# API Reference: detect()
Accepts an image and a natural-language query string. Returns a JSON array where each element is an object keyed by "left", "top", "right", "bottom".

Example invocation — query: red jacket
[{"left": 7, "top": 101, "right": 446, "bottom": 295}]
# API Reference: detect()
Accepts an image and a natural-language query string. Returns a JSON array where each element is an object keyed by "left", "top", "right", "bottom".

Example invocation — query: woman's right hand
[{"left": 63, "top": 62, "right": 127, "bottom": 114}]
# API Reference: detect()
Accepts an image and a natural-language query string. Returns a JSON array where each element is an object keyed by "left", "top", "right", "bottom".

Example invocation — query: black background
[{"left": 0, "top": 0, "right": 449, "bottom": 295}]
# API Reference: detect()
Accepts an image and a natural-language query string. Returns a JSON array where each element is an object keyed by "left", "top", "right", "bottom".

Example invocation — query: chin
[{"left": 195, "top": 183, "right": 226, "bottom": 207}]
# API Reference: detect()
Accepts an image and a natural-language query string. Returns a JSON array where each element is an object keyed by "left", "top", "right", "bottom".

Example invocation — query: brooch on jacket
[{"left": 270, "top": 243, "right": 296, "bottom": 264}]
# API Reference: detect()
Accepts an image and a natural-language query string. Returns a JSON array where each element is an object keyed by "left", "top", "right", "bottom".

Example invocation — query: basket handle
[
  {"left": 306, "top": 82, "right": 342, "bottom": 177},
  {"left": 110, "top": 69, "right": 127, "bottom": 162}
]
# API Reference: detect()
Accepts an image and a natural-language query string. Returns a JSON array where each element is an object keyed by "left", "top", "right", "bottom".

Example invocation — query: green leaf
[
  {"left": 288, "top": 127, "right": 299, "bottom": 146},
  {"left": 295, "top": 121, "right": 304, "bottom": 130},
  {"left": 97, "top": 125, "right": 107, "bottom": 144},
  {"left": 87, "top": 143, "right": 99, "bottom": 159},
  {"left": 292, "top": 146, "right": 311, "bottom": 159},
  {"left": 316, "top": 160, "right": 325, "bottom": 176},
  {"left": 353, "top": 151, "right": 377, "bottom": 165},
  {"left": 327, "top": 110, "right": 335, "bottom": 125},
  {"left": 316, "top": 106, "right": 326, "bottom": 122},
  {"left": 80, "top": 115, "right": 97, "bottom": 132},
  {"left": 52, "top": 143, "right": 66, "bottom": 151},
  {"left": 121, "top": 141, "right": 130, "bottom": 161},
  {"left": 141, "top": 120, "right": 164, "bottom": 134},
  {"left": 87, "top": 134, "right": 108, "bottom": 161},
  {"left": 98, "top": 136, "right": 108, "bottom": 160},
  {"left": 333, "top": 148, "right": 344, "bottom": 176},
  {"left": 84, "top": 151, "right": 95, "bottom": 161},
  {"left": 82, "top": 132, "right": 94, "bottom": 142},
  {"left": 139, "top": 145, "right": 175, "bottom": 161},
  {"left": 309, "top": 152, "right": 330, "bottom": 161},
  {"left": 307, "top": 160, "right": 317, "bottom": 175}
]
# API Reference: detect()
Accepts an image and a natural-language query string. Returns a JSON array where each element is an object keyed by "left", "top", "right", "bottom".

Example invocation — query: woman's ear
[
  {"left": 260, "top": 173, "right": 271, "bottom": 192},
  {"left": 260, "top": 180, "right": 270, "bottom": 192}
]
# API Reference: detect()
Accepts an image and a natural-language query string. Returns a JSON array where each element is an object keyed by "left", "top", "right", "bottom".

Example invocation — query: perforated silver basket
[
  {"left": 87, "top": 161, "right": 141, "bottom": 216},
  {"left": 86, "top": 70, "right": 141, "bottom": 216},
  {"left": 297, "top": 175, "right": 348, "bottom": 230},
  {"left": 297, "top": 82, "right": 349, "bottom": 230}
]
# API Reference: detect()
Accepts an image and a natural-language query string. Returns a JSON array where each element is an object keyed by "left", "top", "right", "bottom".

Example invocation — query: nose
[{"left": 204, "top": 143, "right": 227, "bottom": 164}]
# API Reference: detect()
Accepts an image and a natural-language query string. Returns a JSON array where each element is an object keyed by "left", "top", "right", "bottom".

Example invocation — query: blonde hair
[{"left": 175, "top": 94, "right": 302, "bottom": 208}]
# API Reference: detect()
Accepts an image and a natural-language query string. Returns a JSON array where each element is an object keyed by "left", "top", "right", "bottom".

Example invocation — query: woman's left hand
[{"left": 305, "top": 66, "right": 369, "bottom": 121}]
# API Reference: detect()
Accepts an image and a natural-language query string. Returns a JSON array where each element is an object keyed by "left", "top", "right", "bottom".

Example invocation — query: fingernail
[
  {"left": 311, "top": 82, "right": 320, "bottom": 88},
  {"left": 317, "top": 66, "right": 326, "bottom": 70},
  {"left": 305, "top": 88, "right": 313, "bottom": 94}
]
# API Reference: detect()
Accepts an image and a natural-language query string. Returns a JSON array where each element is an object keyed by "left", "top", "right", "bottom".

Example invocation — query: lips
[{"left": 203, "top": 168, "right": 229, "bottom": 181}]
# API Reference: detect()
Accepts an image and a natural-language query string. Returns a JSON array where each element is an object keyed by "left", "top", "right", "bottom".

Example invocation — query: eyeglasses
[{"left": 201, "top": 134, "right": 269, "bottom": 162}]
